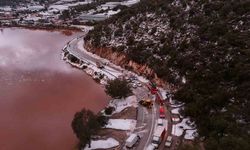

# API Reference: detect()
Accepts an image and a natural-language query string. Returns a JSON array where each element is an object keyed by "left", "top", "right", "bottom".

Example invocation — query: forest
[{"left": 85, "top": 0, "right": 250, "bottom": 149}]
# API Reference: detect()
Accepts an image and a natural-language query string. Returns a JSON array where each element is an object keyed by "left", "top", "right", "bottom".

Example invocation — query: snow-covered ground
[
  {"left": 172, "top": 118, "right": 195, "bottom": 137},
  {"left": 108, "top": 95, "right": 138, "bottom": 114},
  {"left": 137, "top": 75, "right": 149, "bottom": 83},
  {"left": 184, "top": 129, "right": 198, "bottom": 140},
  {"left": 105, "top": 119, "right": 137, "bottom": 131},
  {"left": 49, "top": 1, "right": 91, "bottom": 11},
  {"left": 171, "top": 107, "right": 181, "bottom": 115},
  {"left": 84, "top": 138, "right": 119, "bottom": 150},
  {"left": 158, "top": 88, "right": 167, "bottom": 100},
  {"left": 122, "top": 0, "right": 140, "bottom": 6}
]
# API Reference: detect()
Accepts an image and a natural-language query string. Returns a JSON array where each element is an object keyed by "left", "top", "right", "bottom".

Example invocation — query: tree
[
  {"left": 105, "top": 78, "right": 132, "bottom": 99},
  {"left": 60, "top": 10, "right": 71, "bottom": 20},
  {"left": 71, "top": 108, "right": 107, "bottom": 149}
]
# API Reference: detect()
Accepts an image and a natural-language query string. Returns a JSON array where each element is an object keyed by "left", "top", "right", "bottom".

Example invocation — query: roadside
[
  {"left": 62, "top": 26, "right": 198, "bottom": 150},
  {"left": 62, "top": 27, "right": 156, "bottom": 150}
]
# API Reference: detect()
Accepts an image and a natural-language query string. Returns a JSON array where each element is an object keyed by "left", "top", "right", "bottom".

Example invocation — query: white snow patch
[
  {"left": 158, "top": 88, "right": 168, "bottom": 100},
  {"left": 84, "top": 138, "right": 119, "bottom": 150},
  {"left": 184, "top": 129, "right": 197, "bottom": 140},
  {"left": 171, "top": 107, "right": 181, "bottom": 115},
  {"left": 109, "top": 96, "right": 138, "bottom": 114},
  {"left": 137, "top": 75, "right": 149, "bottom": 83},
  {"left": 172, "top": 118, "right": 193, "bottom": 136},
  {"left": 105, "top": 119, "right": 136, "bottom": 131}
]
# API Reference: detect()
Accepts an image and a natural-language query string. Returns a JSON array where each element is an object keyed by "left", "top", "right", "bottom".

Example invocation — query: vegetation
[
  {"left": 0, "top": 0, "right": 50, "bottom": 6},
  {"left": 71, "top": 108, "right": 108, "bottom": 149},
  {"left": 86, "top": 0, "right": 250, "bottom": 149},
  {"left": 104, "top": 106, "right": 115, "bottom": 115},
  {"left": 105, "top": 78, "right": 132, "bottom": 99},
  {"left": 59, "top": 10, "right": 71, "bottom": 20}
]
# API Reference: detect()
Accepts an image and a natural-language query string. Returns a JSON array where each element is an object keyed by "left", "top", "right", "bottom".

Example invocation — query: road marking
[
  {"left": 141, "top": 107, "right": 145, "bottom": 123},
  {"left": 144, "top": 103, "right": 156, "bottom": 149}
]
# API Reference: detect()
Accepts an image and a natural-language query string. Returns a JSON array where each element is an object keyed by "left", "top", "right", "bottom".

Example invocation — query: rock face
[{"left": 85, "top": 42, "right": 169, "bottom": 88}]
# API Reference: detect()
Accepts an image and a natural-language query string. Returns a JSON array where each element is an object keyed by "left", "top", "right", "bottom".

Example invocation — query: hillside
[
  {"left": 0, "top": 0, "right": 51, "bottom": 6},
  {"left": 85, "top": 0, "right": 250, "bottom": 149}
]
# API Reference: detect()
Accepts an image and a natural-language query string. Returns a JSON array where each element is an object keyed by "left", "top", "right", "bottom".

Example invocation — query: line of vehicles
[
  {"left": 125, "top": 76, "right": 143, "bottom": 88},
  {"left": 126, "top": 81, "right": 173, "bottom": 150},
  {"left": 147, "top": 118, "right": 173, "bottom": 149}
]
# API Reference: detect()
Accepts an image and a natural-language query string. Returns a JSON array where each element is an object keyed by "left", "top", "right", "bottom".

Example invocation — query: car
[
  {"left": 131, "top": 80, "right": 136, "bottom": 83},
  {"left": 132, "top": 83, "right": 137, "bottom": 88},
  {"left": 137, "top": 82, "right": 142, "bottom": 87},
  {"left": 165, "top": 136, "right": 173, "bottom": 148},
  {"left": 157, "top": 119, "right": 163, "bottom": 126},
  {"left": 171, "top": 117, "right": 180, "bottom": 122}
]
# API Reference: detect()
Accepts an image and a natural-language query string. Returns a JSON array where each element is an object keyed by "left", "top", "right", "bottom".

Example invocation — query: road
[
  {"left": 64, "top": 30, "right": 173, "bottom": 150},
  {"left": 132, "top": 87, "right": 157, "bottom": 150},
  {"left": 64, "top": 27, "right": 184, "bottom": 150}
]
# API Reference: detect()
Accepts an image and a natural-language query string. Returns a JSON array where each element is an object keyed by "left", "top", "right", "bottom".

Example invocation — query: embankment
[{"left": 84, "top": 42, "right": 176, "bottom": 91}]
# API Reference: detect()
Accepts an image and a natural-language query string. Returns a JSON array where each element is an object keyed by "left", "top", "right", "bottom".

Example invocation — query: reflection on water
[{"left": 0, "top": 28, "right": 109, "bottom": 150}]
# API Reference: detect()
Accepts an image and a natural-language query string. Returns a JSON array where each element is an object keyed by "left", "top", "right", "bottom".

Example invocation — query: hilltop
[{"left": 85, "top": 0, "right": 250, "bottom": 149}]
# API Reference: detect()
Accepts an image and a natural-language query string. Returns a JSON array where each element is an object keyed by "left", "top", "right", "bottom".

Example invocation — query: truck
[
  {"left": 159, "top": 106, "right": 165, "bottom": 118},
  {"left": 125, "top": 133, "right": 140, "bottom": 148},
  {"left": 152, "top": 126, "right": 166, "bottom": 148},
  {"left": 139, "top": 99, "right": 153, "bottom": 109}
]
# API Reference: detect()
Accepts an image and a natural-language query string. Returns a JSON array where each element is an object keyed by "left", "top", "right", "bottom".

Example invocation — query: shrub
[{"left": 104, "top": 106, "right": 115, "bottom": 115}]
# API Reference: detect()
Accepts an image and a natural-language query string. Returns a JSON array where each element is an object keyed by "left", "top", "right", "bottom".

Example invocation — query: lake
[{"left": 0, "top": 28, "right": 109, "bottom": 150}]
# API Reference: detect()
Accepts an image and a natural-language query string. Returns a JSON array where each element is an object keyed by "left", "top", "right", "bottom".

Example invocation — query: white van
[
  {"left": 125, "top": 134, "right": 140, "bottom": 148},
  {"left": 157, "top": 118, "right": 163, "bottom": 126}
]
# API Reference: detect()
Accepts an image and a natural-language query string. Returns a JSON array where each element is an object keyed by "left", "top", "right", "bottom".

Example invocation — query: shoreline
[
  {"left": 62, "top": 27, "right": 198, "bottom": 149},
  {"left": 0, "top": 24, "right": 82, "bottom": 32},
  {"left": 62, "top": 30, "right": 147, "bottom": 149}
]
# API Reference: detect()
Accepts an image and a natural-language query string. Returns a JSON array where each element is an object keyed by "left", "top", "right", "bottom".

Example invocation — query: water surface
[{"left": 0, "top": 28, "right": 109, "bottom": 150}]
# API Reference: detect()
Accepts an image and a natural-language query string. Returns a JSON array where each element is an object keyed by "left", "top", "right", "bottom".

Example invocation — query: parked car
[
  {"left": 152, "top": 126, "right": 166, "bottom": 148},
  {"left": 132, "top": 83, "right": 137, "bottom": 88},
  {"left": 165, "top": 136, "right": 173, "bottom": 148},
  {"left": 157, "top": 119, "right": 164, "bottom": 126},
  {"left": 172, "top": 116, "right": 180, "bottom": 122},
  {"left": 125, "top": 134, "right": 140, "bottom": 148}
]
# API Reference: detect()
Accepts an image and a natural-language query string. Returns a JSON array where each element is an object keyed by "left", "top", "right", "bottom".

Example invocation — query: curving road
[{"left": 63, "top": 29, "right": 172, "bottom": 150}]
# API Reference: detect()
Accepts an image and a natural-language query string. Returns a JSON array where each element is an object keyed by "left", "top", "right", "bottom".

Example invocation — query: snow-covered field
[
  {"left": 84, "top": 138, "right": 119, "bottom": 150},
  {"left": 105, "top": 119, "right": 136, "bottom": 131},
  {"left": 108, "top": 96, "right": 138, "bottom": 114},
  {"left": 184, "top": 129, "right": 198, "bottom": 140},
  {"left": 172, "top": 118, "right": 197, "bottom": 140}
]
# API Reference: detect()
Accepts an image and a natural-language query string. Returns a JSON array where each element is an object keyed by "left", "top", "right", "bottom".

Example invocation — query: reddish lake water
[{"left": 0, "top": 28, "right": 109, "bottom": 150}]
